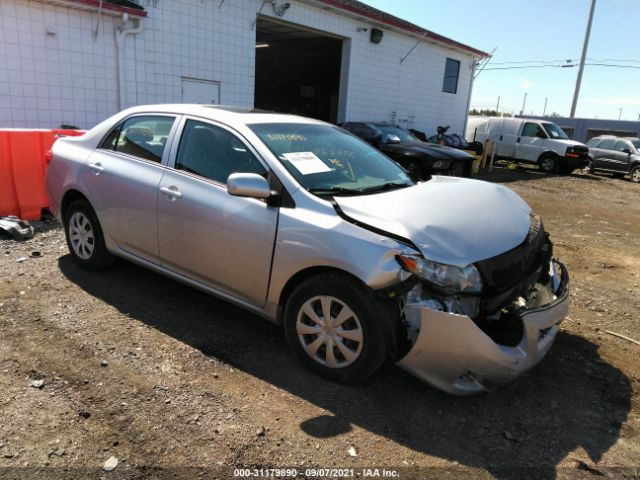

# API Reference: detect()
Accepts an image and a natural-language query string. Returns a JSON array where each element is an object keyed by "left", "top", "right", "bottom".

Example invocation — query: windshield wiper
[
  {"left": 360, "top": 182, "right": 412, "bottom": 193},
  {"left": 308, "top": 186, "right": 364, "bottom": 196}
]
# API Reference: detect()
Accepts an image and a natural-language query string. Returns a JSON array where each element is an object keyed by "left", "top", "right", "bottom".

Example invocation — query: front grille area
[
  {"left": 476, "top": 220, "right": 549, "bottom": 294},
  {"left": 570, "top": 145, "right": 589, "bottom": 157}
]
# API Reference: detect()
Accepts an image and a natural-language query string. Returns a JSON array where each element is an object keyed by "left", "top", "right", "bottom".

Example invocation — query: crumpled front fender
[{"left": 397, "top": 261, "right": 570, "bottom": 395}]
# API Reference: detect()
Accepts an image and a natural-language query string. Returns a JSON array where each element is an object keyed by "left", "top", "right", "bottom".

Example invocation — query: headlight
[
  {"left": 397, "top": 255, "right": 482, "bottom": 294},
  {"left": 432, "top": 160, "right": 449, "bottom": 169}
]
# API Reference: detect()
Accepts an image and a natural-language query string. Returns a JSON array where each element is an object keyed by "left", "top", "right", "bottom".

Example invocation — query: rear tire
[
  {"left": 283, "top": 273, "right": 392, "bottom": 383},
  {"left": 63, "top": 199, "right": 115, "bottom": 270},
  {"left": 538, "top": 154, "right": 559, "bottom": 174}
]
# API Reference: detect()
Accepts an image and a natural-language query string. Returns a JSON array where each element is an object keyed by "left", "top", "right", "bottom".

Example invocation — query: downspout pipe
[{"left": 115, "top": 13, "right": 143, "bottom": 111}]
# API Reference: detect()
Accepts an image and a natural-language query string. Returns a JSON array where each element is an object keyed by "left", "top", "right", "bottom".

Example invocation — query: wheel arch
[
  {"left": 60, "top": 188, "right": 91, "bottom": 222},
  {"left": 537, "top": 150, "right": 560, "bottom": 163},
  {"left": 276, "top": 266, "right": 402, "bottom": 358},
  {"left": 277, "top": 266, "right": 367, "bottom": 313}
]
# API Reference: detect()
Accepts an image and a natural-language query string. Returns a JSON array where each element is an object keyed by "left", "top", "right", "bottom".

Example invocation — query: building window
[{"left": 442, "top": 58, "right": 460, "bottom": 94}]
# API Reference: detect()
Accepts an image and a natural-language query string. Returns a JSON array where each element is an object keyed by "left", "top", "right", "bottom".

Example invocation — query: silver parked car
[{"left": 46, "top": 105, "right": 569, "bottom": 395}]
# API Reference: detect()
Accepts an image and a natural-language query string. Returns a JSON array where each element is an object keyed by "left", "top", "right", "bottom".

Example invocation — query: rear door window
[
  {"left": 101, "top": 115, "right": 176, "bottom": 163},
  {"left": 586, "top": 138, "right": 601, "bottom": 148}
]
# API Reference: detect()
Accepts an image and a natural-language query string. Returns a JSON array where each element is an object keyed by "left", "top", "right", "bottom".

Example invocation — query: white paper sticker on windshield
[{"left": 282, "top": 152, "right": 332, "bottom": 175}]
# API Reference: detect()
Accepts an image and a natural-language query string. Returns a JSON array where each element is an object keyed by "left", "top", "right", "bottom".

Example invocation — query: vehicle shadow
[{"left": 59, "top": 256, "right": 632, "bottom": 479}]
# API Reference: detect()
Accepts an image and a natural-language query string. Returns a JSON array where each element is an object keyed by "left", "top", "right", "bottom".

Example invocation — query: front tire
[
  {"left": 631, "top": 166, "right": 640, "bottom": 183},
  {"left": 64, "top": 199, "right": 115, "bottom": 270},
  {"left": 539, "top": 154, "right": 559, "bottom": 174},
  {"left": 283, "top": 273, "right": 391, "bottom": 383},
  {"left": 583, "top": 160, "right": 593, "bottom": 174}
]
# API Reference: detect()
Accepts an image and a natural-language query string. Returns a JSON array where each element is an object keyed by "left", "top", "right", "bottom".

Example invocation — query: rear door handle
[
  {"left": 160, "top": 186, "right": 182, "bottom": 200},
  {"left": 88, "top": 162, "right": 103, "bottom": 174}
]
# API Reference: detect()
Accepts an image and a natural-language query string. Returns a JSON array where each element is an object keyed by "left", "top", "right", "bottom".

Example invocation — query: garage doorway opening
[{"left": 255, "top": 17, "right": 345, "bottom": 123}]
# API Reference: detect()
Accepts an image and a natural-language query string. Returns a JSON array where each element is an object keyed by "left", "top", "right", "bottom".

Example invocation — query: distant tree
[
  {"left": 469, "top": 109, "right": 511, "bottom": 117},
  {"left": 548, "top": 111, "right": 562, "bottom": 118}
]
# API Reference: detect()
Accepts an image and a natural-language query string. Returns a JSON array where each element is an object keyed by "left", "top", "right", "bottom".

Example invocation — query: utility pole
[
  {"left": 570, "top": 0, "right": 596, "bottom": 118},
  {"left": 618, "top": 108, "right": 622, "bottom": 120},
  {"left": 520, "top": 93, "right": 527, "bottom": 116},
  {"left": 496, "top": 96, "right": 500, "bottom": 113},
  {"left": 543, "top": 97, "right": 548, "bottom": 116}
]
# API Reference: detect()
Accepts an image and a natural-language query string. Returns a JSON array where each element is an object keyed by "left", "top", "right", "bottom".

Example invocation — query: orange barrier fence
[{"left": 0, "top": 129, "right": 84, "bottom": 220}]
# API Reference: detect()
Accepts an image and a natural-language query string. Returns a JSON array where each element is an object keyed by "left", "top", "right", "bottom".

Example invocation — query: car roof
[{"left": 120, "top": 104, "right": 328, "bottom": 126}]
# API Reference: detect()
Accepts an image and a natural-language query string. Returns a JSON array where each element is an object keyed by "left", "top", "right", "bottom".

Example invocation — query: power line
[
  {"left": 489, "top": 57, "right": 640, "bottom": 66},
  {"left": 483, "top": 63, "right": 640, "bottom": 71}
]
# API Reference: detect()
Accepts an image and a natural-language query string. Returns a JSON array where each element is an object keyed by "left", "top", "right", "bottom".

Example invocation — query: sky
[{"left": 361, "top": 0, "right": 640, "bottom": 121}]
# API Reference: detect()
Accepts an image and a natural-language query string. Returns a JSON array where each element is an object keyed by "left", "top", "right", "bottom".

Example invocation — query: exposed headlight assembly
[{"left": 397, "top": 255, "right": 482, "bottom": 294}]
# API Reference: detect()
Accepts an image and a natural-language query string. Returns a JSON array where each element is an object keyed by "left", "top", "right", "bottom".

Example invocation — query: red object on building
[{"left": 0, "top": 129, "right": 84, "bottom": 221}]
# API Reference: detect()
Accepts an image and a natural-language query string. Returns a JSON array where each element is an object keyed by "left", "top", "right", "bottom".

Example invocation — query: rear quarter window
[{"left": 99, "top": 115, "right": 176, "bottom": 163}]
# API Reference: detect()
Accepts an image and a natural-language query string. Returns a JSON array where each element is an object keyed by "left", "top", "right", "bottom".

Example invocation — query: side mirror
[
  {"left": 384, "top": 134, "right": 402, "bottom": 144},
  {"left": 536, "top": 130, "right": 547, "bottom": 139},
  {"left": 227, "top": 173, "right": 271, "bottom": 199},
  {"left": 622, "top": 148, "right": 631, "bottom": 154}
]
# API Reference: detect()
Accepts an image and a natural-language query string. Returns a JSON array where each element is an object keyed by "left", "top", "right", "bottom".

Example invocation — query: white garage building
[{"left": 0, "top": 0, "right": 487, "bottom": 136}]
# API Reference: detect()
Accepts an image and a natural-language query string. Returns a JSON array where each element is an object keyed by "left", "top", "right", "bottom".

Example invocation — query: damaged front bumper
[{"left": 396, "top": 260, "right": 569, "bottom": 395}]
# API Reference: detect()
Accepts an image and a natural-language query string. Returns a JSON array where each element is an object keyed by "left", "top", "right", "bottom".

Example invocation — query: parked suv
[
  {"left": 46, "top": 105, "right": 569, "bottom": 395},
  {"left": 341, "top": 122, "right": 474, "bottom": 179},
  {"left": 585, "top": 136, "right": 640, "bottom": 183}
]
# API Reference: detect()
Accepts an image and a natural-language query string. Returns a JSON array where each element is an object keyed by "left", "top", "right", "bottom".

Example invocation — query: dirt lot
[{"left": 1, "top": 165, "right": 639, "bottom": 480}]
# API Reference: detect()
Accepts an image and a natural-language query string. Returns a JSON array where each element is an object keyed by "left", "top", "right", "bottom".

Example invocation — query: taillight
[{"left": 45, "top": 150, "right": 53, "bottom": 165}]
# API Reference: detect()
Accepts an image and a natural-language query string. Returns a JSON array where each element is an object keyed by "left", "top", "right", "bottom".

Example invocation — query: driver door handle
[
  {"left": 160, "top": 186, "right": 182, "bottom": 200},
  {"left": 88, "top": 162, "right": 103, "bottom": 174}
]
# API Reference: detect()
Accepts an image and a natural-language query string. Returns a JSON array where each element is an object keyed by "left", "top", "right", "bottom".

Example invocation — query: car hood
[
  {"left": 551, "top": 139, "right": 585, "bottom": 147},
  {"left": 334, "top": 177, "right": 532, "bottom": 267},
  {"left": 396, "top": 141, "right": 474, "bottom": 159}
]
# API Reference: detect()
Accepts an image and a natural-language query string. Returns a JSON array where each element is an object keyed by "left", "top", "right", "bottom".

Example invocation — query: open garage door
[{"left": 255, "top": 17, "right": 345, "bottom": 123}]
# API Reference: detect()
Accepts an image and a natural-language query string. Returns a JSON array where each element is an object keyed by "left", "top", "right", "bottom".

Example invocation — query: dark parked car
[
  {"left": 585, "top": 136, "right": 640, "bottom": 183},
  {"left": 341, "top": 122, "right": 474, "bottom": 179}
]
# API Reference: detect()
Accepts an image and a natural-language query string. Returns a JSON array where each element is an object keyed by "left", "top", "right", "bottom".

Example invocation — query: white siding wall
[{"left": 0, "top": 0, "right": 477, "bottom": 136}]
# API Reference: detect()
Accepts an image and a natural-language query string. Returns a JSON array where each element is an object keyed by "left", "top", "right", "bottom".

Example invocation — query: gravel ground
[{"left": 0, "top": 165, "right": 639, "bottom": 480}]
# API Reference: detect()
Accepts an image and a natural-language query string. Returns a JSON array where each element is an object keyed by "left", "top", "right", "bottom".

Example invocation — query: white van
[{"left": 473, "top": 118, "right": 589, "bottom": 174}]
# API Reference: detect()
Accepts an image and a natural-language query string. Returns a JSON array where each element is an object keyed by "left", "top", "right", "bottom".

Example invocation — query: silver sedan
[{"left": 46, "top": 105, "right": 569, "bottom": 395}]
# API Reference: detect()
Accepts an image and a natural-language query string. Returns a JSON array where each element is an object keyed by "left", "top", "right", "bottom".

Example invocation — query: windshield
[
  {"left": 542, "top": 123, "right": 569, "bottom": 140},
  {"left": 250, "top": 123, "right": 414, "bottom": 196},
  {"left": 375, "top": 125, "right": 418, "bottom": 143}
]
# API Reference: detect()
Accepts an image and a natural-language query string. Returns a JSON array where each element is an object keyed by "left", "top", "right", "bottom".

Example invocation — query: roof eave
[
  {"left": 305, "top": 0, "right": 488, "bottom": 58},
  {"left": 37, "top": 0, "right": 147, "bottom": 17}
]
